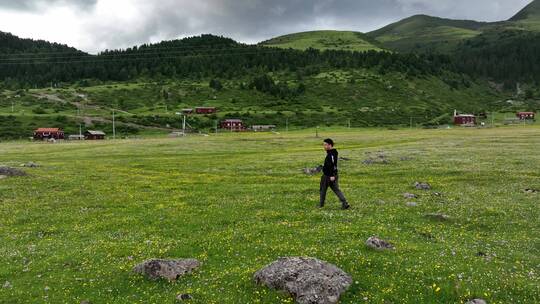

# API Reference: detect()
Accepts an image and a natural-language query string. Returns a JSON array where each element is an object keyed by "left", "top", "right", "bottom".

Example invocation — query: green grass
[
  {"left": 0, "top": 126, "right": 539, "bottom": 303},
  {"left": 260, "top": 31, "right": 383, "bottom": 52}
]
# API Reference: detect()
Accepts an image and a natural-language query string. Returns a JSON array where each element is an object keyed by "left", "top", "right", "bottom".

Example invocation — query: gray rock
[
  {"left": 23, "top": 162, "right": 40, "bottom": 168},
  {"left": 425, "top": 213, "right": 451, "bottom": 221},
  {"left": 176, "top": 293, "right": 193, "bottom": 301},
  {"left": 254, "top": 257, "right": 352, "bottom": 304},
  {"left": 2, "top": 281, "right": 12, "bottom": 289},
  {"left": 524, "top": 188, "right": 538, "bottom": 194},
  {"left": 365, "top": 236, "right": 395, "bottom": 250},
  {"left": 0, "top": 166, "right": 26, "bottom": 177},
  {"left": 133, "top": 259, "right": 200, "bottom": 281},
  {"left": 403, "top": 193, "right": 418, "bottom": 199},
  {"left": 466, "top": 299, "right": 487, "bottom": 304},
  {"left": 414, "top": 182, "right": 432, "bottom": 190},
  {"left": 0, "top": 175, "right": 7, "bottom": 180}
]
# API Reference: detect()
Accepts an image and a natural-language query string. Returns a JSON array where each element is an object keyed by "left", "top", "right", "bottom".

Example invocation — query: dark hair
[{"left": 323, "top": 138, "right": 334, "bottom": 146}]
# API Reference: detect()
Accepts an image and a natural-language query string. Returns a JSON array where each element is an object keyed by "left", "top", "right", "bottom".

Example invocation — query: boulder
[
  {"left": 466, "top": 299, "right": 487, "bottom": 304},
  {"left": 22, "top": 162, "right": 40, "bottom": 168},
  {"left": 0, "top": 166, "right": 27, "bottom": 177},
  {"left": 403, "top": 193, "right": 418, "bottom": 199},
  {"left": 133, "top": 259, "right": 200, "bottom": 281},
  {"left": 176, "top": 294, "right": 193, "bottom": 301},
  {"left": 414, "top": 182, "right": 432, "bottom": 190},
  {"left": 365, "top": 236, "right": 395, "bottom": 250},
  {"left": 254, "top": 257, "right": 352, "bottom": 304},
  {"left": 425, "top": 213, "right": 451, "bottom": 221}
]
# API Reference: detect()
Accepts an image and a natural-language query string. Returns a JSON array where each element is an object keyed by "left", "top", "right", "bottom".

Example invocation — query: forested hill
[
  {"left": 0, "top": 31, "right": 84, "bottom": 55},
  {"left": 0, "top": 34, "right": 452, "bottom": 88}
]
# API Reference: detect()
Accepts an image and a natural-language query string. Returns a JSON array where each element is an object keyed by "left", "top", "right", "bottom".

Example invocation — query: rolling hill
[
  {"left": 366, "top": 14, "right": 488, "bottom": 53},
  {"left": 259, "top": 30, "right": 383, "bottom": 52}
]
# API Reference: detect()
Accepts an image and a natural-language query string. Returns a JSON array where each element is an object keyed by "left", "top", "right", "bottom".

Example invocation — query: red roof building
[
  {"left": 516, "top": 112, "right": 535, "bottom": 120},
  {"left": 220, "top": 119, "right": 245, "bottom": 131},
  {"left": 453, "top": 110, "right": 476, "bottom": 126},
  {"left": 34, "top": 128, "right": 65, "bottom": 140},
  {"left": 195, "top": 107, "right": 217, "bottom": 114}
]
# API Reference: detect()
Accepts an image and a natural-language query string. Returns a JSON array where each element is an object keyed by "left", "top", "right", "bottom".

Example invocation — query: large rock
[
  {"left": 0, "top": 166, "right": 26, "bottom": 177},
  {"left": 466, "top": 299, "right": 487, "bottom": 304},
  {"left": 403, "top": 193, "right": 418, "bottom": 199},
  {"left": 133, "top": 259, "right": 200, "bottom": 281},
  {"left": 365, "top": 236, "right": 395, "bottom": 250},
  {"left": 414, "top": 182, "right": 432, "bottom": 190},
  {"left": 254, "top": 257, "right": 352, "bottom": 304}
]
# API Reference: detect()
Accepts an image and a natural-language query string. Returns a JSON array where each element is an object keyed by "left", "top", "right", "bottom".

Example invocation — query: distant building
[
  {"left": 34, "top": 128, "right": 64, "bottom": 140},
  {"left": 252, "top": 125, "right": 277, "bottom": 132},
  {"left": 453, "top": 110, "right": 476, "bottom": 126},
  {"left": 516, "top": 112, "right": 535, "bottom": 120},
  {"left": 220, "top": 119, "right": 245, "bottom": 131},
  {"left": 68, "top": 134, "right": 85, "bottom": 141},
  {"left": 195, "top": 107, "right": 217, "bottom": 114},
  {"left": 182, "top": 108, "right": 194, "bottom": 115},
  {"left": 84, "top": 130, "right": 106, "bottom": 140}
]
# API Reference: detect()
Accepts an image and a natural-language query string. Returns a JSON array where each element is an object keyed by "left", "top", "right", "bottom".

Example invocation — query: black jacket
[{"left": 323, "top": 149, "right": 339, "bottom": 177}]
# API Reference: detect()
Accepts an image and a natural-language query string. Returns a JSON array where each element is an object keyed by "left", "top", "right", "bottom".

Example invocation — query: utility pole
[
  {"left": 182, "top": 115, "right": 186, "bottom": 137},
  {"left": 491, "top": 112, "right": 494, "bottom": 127},
  {"left": 286, "top": 117, "right": 289, "bottom": 132},
  {"left": 215, "top": 120, "right": 218, "bottom": 134},
  {"left": 315, "top": 126, "right": 319, "bottom": 138},
  {"left": 410, "top": 117, "right": 413, "bottom": 129},
  {"left": 348, "top": 119, "right": 351, "bottom": 129},
  {"left": 112, "top": 110, "right": 116, "bottom": 140}
]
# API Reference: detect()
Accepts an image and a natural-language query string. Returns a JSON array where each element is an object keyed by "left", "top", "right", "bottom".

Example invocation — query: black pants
[{"left": 320, "top": 175, "right": 349, "bottom": 207}]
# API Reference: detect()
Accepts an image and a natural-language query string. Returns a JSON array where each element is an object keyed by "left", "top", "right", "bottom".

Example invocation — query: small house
[
  {"left": 68, "top": 134, "right": 85, "bottom": 141},
  {"left": 220, "top": 119, "right": 245, "bottom": 131},
  {"left": 516, "top": 112, "right": 535, "bottom": 120},
  {"left": 252, "top": 125, "right": 277, "bottom": 132},
  {"left": 195, "top": 107, "right": 217, "bottom": 114},
  {"left": 84, "top": 130, "right": 106, "bottom": 140},
  {"left": 453, "top": 110, "right": 476, "bottom": 126},
  {"left": 34, "top": 128, "right": 64, "bottom": 140}
]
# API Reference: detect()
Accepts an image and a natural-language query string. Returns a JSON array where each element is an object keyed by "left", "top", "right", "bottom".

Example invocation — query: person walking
[{"left": 319, "top": 138, "right": 350, "bottom": 210}]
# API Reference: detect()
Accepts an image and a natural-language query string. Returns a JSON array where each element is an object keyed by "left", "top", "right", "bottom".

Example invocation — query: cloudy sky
[{"left": 0, "top": 0, "right": 533, "bottom": 54}]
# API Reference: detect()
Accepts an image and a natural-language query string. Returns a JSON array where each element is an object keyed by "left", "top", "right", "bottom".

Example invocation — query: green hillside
[
  {"left": 260, "top": 31, "right": 383, "bottom": 52},
  {"left": 367, "top": 15, "right": 487, "bottom": 53}
]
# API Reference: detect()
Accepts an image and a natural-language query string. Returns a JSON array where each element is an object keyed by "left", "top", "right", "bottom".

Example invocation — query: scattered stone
[
  {"left": 365, "top": 236, "right": 395, "bottom": 250},
  {"left": 0, "top": 166, "right": 27, "bottom": 177},
  {"left": 176, "top": 294, "right": 193, "bottom": 301},
  {"left": 2, "top": 281, "right": 12, "bottom": 289},
  {"left": 403, "top": 193, "right": 418, "bottom": 199},
  {"left": 406, "top": 202, "right": 418, "bottom": 207},
  {"left": 524, "top": 188, "right": 538, "bottom": 194},
  {"left": 425, "top": 213, "right": 451, "bottom": 221},
  {"left": 432, "top": 192, "right": 443, "bottom": 197},
  {"left": 302, "top": 165, "right": 323, "bottom": 175},
  {"left": 254, "top": 257, "right": 352, "bottom": 304},
  {"left": 22, "top": 162, "right": 40, "bottom": 168},
  {"left": 362, "top": 158, "right": 390, "bottom": 165},
  {"left": 414, "top": 182, "right": 432, "bottom": 190},
  {"left": 44, "top": 286, "right": 50, "bottom": 291},
  {"left": 133, "top": 259, "right": 200, "bottom": 281},
  {"left": 466, "top": 299, "right": 487, "bottom": 304}
]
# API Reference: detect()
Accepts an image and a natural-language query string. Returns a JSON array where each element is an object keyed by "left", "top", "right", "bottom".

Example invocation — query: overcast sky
[{"left": 0, "top": 0, "right": 533, "bottom": 54}]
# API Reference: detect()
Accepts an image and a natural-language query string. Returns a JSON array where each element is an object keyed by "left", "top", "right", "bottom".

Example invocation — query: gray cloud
[
  {"left": 0, "top": 0, "right": 97, "bottom": 11},
  {"left": 0, "top": 0, "right": 534, "bottom": 52}
]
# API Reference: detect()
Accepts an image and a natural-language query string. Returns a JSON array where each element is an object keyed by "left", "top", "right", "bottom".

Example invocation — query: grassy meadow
[{"left": 0, "top": 126, "right": 539, "bottom": 303}]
